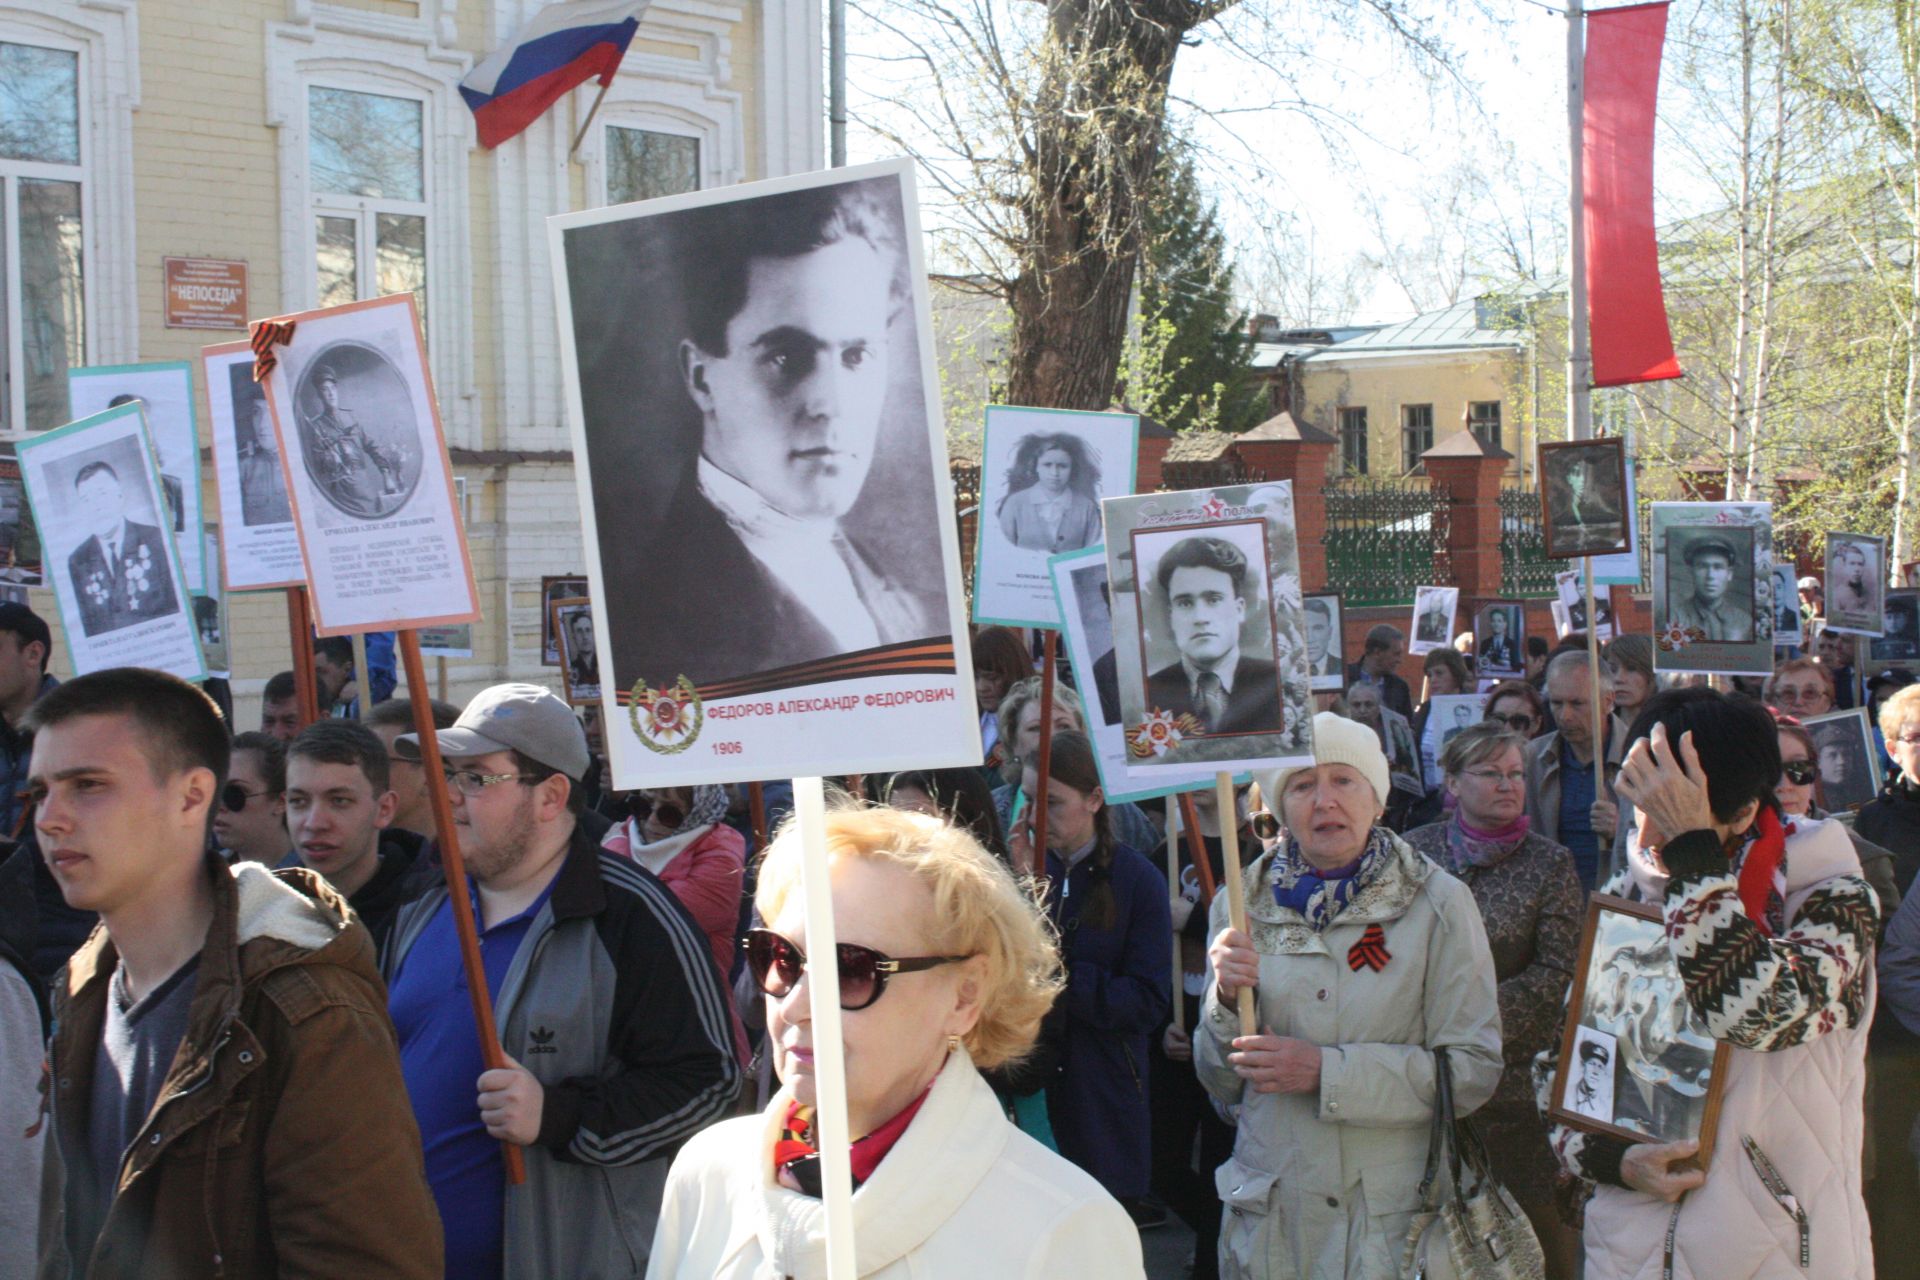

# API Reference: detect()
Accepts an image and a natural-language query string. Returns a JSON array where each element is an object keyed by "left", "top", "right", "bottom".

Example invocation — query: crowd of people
[{"left": 1, "top": 579, "right": 1917, "bottom": 1279}]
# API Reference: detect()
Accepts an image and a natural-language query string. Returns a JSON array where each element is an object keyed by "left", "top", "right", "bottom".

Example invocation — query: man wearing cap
[
  {"left": 306, "top": 364, "right": 402, "bottom": 518},
  {"left": 1667, "top": 532, "right": 1752, "bottom": 642},
  {"left": 383, "top": 683, "right": 740, "bottom": 1279}
]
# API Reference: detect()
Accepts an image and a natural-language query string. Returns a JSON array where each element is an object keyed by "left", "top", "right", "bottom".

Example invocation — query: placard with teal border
[{"left": 67, "top": 361, "right": 209, "bottom": 596}]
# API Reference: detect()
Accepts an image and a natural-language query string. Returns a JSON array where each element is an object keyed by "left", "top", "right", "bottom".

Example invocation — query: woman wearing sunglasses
[
  {"left": 1403, "top": 720, "right": 1585, "bottom": 1274},
  {"left": 646, "top": 805, "right": 1145, "bottom": 1278},
  {"left": 1774, "top": 717, "right": 1901, "bottom": 923}
]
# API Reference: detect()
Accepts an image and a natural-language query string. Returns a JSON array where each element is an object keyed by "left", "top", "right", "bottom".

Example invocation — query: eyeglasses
[
  {"left": 221, "top": 783, "right": 270, "bottom": 812},
  {"left": 626, "top": 792, "right": 686, "bottom": 829},
  {"left": 744, "top": 928, "right": 972, "bottom": 1012},
  {"left": 1781, "top": 759, "right": 1819, "bottom": 786},
  {"left": 1489, "top": 713, "right": 1535, "bottom": 731},
  {"left": 443, "top": 769, "right": 541, "bottom": 796},
  {"left": 1462, "top": 769, "right": 1529, "bottom": 788}
]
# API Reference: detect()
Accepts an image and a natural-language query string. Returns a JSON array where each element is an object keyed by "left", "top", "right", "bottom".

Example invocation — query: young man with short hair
[
  {"left": 213, "top": 731, "right": 293, "bottom": 865},
  {"left": 286, "top": 719, "right": 425, "bottom": 948},
  {"left": 365, "top": 696, "right": 460, "bottom": 839},
  {"left": 31, "top": 667, "right": 440, "bottom": 1278},
  {"left": 386, "top": 683, "right": 740, "bottom": 1278},
  {"left": 259, "top": 669, "right": 301, "bottom": 742}
]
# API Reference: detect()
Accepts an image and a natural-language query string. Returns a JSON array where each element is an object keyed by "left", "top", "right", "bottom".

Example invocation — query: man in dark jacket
[
  {"left": 32, "top": 667, "right": 441, "bottom": 1279},
  {"left": 387, "top": 683, "right": 740, "bottom": 1278},
  {"left": 285, "top": 719, "right": 424, "bottom": 949},
  {"left": 1346, "top": 623, "right": 1414, "bottom": 720}
]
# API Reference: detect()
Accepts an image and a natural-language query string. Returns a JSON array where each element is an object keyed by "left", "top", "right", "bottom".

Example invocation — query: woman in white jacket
[{"left": 646, "top": 805, "right": 1144, "bottom": 1279}]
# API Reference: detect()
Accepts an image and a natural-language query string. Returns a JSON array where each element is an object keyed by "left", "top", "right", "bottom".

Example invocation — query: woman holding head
[
  {"left": 1404, "top": 721, "right": 1585, "bottom": 1273},
  {"left": 1199, "top": 711, "right": 1501, "bottom": 1277},
  {"left": 646, "top": 805, "right": 1144, "bottom": 1278},
  {"left": 995, "top": 431, "right": 1103, "bottom": 554}
]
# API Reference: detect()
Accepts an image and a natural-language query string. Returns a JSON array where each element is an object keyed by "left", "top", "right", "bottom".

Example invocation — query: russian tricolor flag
[{"left": 460, "top": 0, "right": 650, "bottom": 150}]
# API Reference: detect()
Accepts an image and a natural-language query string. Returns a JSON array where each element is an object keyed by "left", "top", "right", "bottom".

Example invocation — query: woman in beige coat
[{"left": 1199, "top": 711, "right": 1503, "bottom": 1279}]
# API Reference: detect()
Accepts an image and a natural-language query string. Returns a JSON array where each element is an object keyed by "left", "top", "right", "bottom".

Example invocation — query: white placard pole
[{"left": 794, "top": 775, "right": 856, "bottom": 1278}]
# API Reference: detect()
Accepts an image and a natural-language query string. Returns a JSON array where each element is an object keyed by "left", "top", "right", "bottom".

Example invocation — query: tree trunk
[
  {"left": 1725, "top": 0, "right": 1757, "bottom": 499},
  {"left": 1744, "top": 0, "right": 1791, "bottom": 503}
]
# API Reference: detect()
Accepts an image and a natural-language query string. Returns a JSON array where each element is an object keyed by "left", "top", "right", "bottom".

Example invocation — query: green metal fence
[
  {"left": 1498, "top": 486, "right": 1566, "bottom": 598},
  {"left": 1322, "top": 477, "right": 1451, "bottom": 608}
]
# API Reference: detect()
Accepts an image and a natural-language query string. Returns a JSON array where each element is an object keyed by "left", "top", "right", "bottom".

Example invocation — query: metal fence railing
[
  {"left": 1157, "top": 458, "right": 1268, "bottom": 492},
  {"left": 1322, "top": 477, "right": 1452, "bottom": 608},
  {"left": 951, "top": 463, "right": 981, "bottom": 597},
  {"left": 1498, "top": 486, "right": 1567, "bottom": 599}
]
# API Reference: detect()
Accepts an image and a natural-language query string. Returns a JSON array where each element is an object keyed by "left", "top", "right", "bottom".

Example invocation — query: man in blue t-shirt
[{"left": 1525, "top": 650, "right": 1624, "bottom": 888}]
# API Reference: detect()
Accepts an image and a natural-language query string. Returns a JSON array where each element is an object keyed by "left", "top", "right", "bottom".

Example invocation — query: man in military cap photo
[
  {"left": 1667, "top": 529, "right": 1753, "bottom": 641},
  {"left": 304, "top": 364, "right": 405, "bottom": 518}
]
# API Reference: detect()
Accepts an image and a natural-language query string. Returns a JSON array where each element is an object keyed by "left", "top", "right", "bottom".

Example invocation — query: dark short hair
[
  {"left": 263, "top": 670, "right": 298, "bottom": 704},
  {"left": 1155, "top": 536, "right": 1249, "bottom": 599},
  {"left": 230, "top": 730, "right": 288, "bottom": 795},
  {"left": 681, "top": 179, "right": 902, "bottom": 357},
  {"left": 287, "top": 720, "right": 390, "bottom": 793},
  {"left": 1423, "top": 647, "right": 1471, "bottom": 689},
  {"left": 106, "top": 393, "right": 143, "bottom": 408},
  {"left": 1364, "top": 623, "right": 1404, "bottom": 655},
  {"left": 1303, "top": 598, "right": 1332, "bottom": 623},
  {"left": 0, "top": 602, "right": 51, "bottom": 673},
  {"left": 73, "top": 460, "right": 119, "bottom": 491},
  {"left": 513, "top": 749, "right": 585, "bottom": 817},
  {"left": 313, "top": 636, "right": 353, "bottom": 667},
  {"left": 1624, "top": 688, "right": 1781, "bottom": 825},
  {"left": 26, "top": 668, "right": 229, "bottom": 788},
  {"left": 365, "top": 697, "right": 459, "bottom": 733},
  {"left": 1526, "top": 635, "right": 1551, "bottom": 659}
]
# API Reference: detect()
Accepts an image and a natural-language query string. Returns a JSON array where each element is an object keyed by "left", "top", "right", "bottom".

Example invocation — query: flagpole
[
  {"left": 1568, "top": 0, "right": 1607, "bottom": 801},
  {"left": 569, "top": 77, "right": 614, "bottom": 157}
]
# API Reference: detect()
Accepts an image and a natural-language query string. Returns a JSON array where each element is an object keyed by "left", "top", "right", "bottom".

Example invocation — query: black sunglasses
[
  {"left": 1489, "top": 713, "right": 1536, "bottom": 731},
  {"left": 744, "top": 928, "right": 971, "bottom": 1012},
  {"left": 1782, "top": 759, "right": 1819, "bottom": 786},
  {"left": 626, "top": 792, "right": 686, "bottom": 829},
  {"left": 221, "top": 783, "right": 269, "bottom": 813}
]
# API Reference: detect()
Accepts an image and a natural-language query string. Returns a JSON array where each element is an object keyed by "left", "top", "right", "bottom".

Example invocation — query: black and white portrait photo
[
  {"left": 292, "top": 344, "right": 422, "bottom": 521},
  {"left": 997, "top": 430, "right": 1103, "bottom": 553},
  {"left": 230, "top": 360, "right": 292, "bottom": 528},
  {"left": 62, "top": 447, "right": 178, "bottom": 638},
  {"left": 1540, "top": 438, "right": 1631, "bottom": 559},
  {"left": 1303, "top": 592, "right": 1345, "bottom": 692},
  {"left": 1805, "top": 708, "right": 1882, "bottom": 812},
  {"left": 1872, "top": 589, "right": 1920, "bottom": 664},
  {"left": 1132, "top": 523, "right": 1284, "bottom": 737},
  {"left": 541, "top": 575, "right": 589, "bottom": 666},
  {"left": 1662, "top": 527, "right": 1755, "bottom": 643},
  {"left": 1826, "top": 532, "right": 1887, "bottom": 638},
  {"left": 553, "top": 597, "right": 601, "bottom": 705},
  {"left": 1772, "top": 562, "right": 1803, "bottom": 647},
  {"left": 1567, "top": 1027, "right": 1618, "bottom": 1122},
  {"left": 201, "top": 342, "right": 304, "bottom": 592},
  {"left": 1474, "top": 601, "right": 1525, "bottom": 677},
  {"left": 1409, "top": 585, "right": 1458, "bottom": 655},
  {"left": 1553, "top": 569, "right": 1617, "bottom": 639},
  {"left": 67, "top": 361, "right": 207, "bottom": 594}
]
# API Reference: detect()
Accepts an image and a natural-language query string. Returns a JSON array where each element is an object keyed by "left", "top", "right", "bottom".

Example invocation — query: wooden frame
[
  {"left": 541, "top": 574, "right": 587, "bottom": 666},
  {"left": 551, "top": 595, "right": 600, "bottom": 706},
  {"left": 1538, "top": 437, "right": 1631, "bottom": 560},
  {"left": 1550, "top": 894, "right": 1731, "bottom": 1167}
]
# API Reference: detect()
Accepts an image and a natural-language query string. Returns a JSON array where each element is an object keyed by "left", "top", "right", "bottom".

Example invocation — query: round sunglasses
[
  {"left": 625, "top": 792, "right": 686, "bottom": 830},
  {"left": 1781, "top": 759, "right": 1819, "bottom": 786},
  {"left": 744, "top": 928, "right": 971, "bottom": 1012},
  {"left": 221, "top": 783, "right": 272, "bottom": 812}
]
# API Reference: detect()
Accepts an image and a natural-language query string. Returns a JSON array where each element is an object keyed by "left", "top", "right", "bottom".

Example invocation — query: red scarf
[
  {"left": 1737, "top": 807, "right": 1789, "bottom": 937},
  {"left": 774, "top": 1084, "right": 932, "bottom": 1195}
]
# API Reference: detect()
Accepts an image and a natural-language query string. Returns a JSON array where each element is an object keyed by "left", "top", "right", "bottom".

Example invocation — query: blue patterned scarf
[{"left": 1271, "top": 826, "right": 1395, "bottom": 931}]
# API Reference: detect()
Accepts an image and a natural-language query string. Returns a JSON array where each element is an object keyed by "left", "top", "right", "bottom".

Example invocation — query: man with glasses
[
  {"left": 1525, "top": 651, "right": 1627, "bottom": 889},
  {"left": 286, "top": 721, "right": 422, "bottom": 948},
  {"left": 384, "top": 683, "right": 740, "bottom": 1279},
  {"left": 213, "top": 731, "right": 293, "bottom": 865}
]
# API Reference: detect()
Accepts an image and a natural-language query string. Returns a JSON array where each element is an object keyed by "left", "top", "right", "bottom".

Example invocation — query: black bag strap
[{"left": 1417, "top": 1046, "right": 1463, "bottom": 1209}]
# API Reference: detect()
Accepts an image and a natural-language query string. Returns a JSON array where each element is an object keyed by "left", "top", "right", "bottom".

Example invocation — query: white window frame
[
  {"left": 0, "top": 1, "right": 137, "bottom": 437},
  {"left": 307, "top": 82, "right": 432, "bottom": 314},
  {"left": 595, "top": 116, "right": 706, "bottom": 208}
]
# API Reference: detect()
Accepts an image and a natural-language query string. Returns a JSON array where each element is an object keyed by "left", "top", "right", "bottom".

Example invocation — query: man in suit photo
[
  {"left": 1143, "top": 535, "right": 1283, "bottom": 735},
  {"left": 1304, "top": 596, "right": 1341, "bottom": 681},
  {"left": 106, "top": 393, "right": 185, "bottom": 532},
  {"left": 622, "top": 181, "right": 942, "bottom": 686},
  {"left": 65, "top": 459, "right": 178, "bottom": 638},
  {"left": 1479, "top": 606, "right": 1520, "bottom": 673}
]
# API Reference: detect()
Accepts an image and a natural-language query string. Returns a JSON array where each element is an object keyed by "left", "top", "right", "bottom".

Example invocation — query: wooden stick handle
[
  {"left": 399, "top": 630, "right": 526, "bottom": 1186},
  {"left": 285, "top": 586, "right": 321, "bottom": 729},
  {"left": 1215, "top": 771, "right": 1256, "bottom": 1037},
  {"left": 1177, "top": 791, "right": 1217, "bottom": 905},
  {"left": 1585, "top": 561, "right": 1605, "bottom": 797},
  {"left": 1165, "top": 797, "right": 1185, "bottom": 1030},
  {"left": 747, "top": 781, "right": 769, "bottom": 862}
]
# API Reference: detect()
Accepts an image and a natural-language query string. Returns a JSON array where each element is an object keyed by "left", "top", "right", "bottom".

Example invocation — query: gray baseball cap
[{"left": 395, "top": 682, "right": 591, "bottom": 781}]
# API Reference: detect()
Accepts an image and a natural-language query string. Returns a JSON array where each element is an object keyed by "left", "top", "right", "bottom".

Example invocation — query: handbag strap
[{"left": 1416, "top": 1046, "right": 1463, "bottom": 1209}]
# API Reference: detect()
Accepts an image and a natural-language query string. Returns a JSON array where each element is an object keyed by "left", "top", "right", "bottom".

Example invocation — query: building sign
[{"left": 163, "top": 258, "right": 248, "bottom": 330}]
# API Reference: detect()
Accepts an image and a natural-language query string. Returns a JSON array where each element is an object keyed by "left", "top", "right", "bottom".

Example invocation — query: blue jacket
[{"left": 1042, "top": 839, "right": 1172, "bottom": 1200}]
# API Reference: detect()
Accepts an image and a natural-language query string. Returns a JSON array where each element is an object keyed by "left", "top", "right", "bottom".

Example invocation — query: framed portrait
[
  {"left": 194, "top": 523, "right": 230, "bottom": 678},
  {"left": 1870, "top": 589, "right": 1920, "bottom": 667},
  {"left": 1825, "top": 532, "right": 1888, "bottom": 637},
  {"left": 1804, "top": 707, "right": 1883, "bottom": 813},
  {"left": 541, "top": 575, "right": 589, "bottom": 666},
  {"left": 1472, "top": 599, "right": 1526, "bottom": 677},
  {"left": 552, "top": 596, "right": 601, "bottom": 705},
  {"left": 1420, "top": 693, "right": 1488, "bottom": 782},
  {"left": 1409, "top": 585, "right": 1459, "bottom": 656},
  {"left": 68, "top": 361, "right": 208, "bottom": 594},
  {"left": 201, "top": 340, "right": 303, "bottom": 591},
  {"left": 256, "top": 294, "right": 479, "bottom": 637},
  {"left": 1651, "top": 502, "right": 1774, "bottom": 676},
  {"left": 1553, "top": 569, "right": 1616, "bottom": 640},
  {"left": 1048, "top": 544, "right": 1219, "bottom": 802},
  {"left": 1101, "top": 481, "right": 1313, "bottom": 778},
  {"left": 1550, "top": 894, "right": 1730, "bottom": 1164},
  {"left": 551, "top": 159, "right": 977, "bottom": 786},
  {"left": 1770, "top": 562, "right": 1804, "bottom": 649},
  {"left": 0, "top": 448, "right": 42, "bottom": 584},
  {"left": 17, "top": 403, "right": 206, "bottom": 682},
  {"left": 973, "top": 405, "right": 1137, "bottom": 628},
  {"left": 1539, "top": 438, "right": 1631, "bottom": 559},
  {"left": 1302, "top": 592, "right": 1345, "bottom": 692}
]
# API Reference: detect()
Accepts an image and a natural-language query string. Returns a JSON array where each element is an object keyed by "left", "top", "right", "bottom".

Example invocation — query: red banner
[{"left": 1584, "top": 1, "right": 1682, "bottom": 387}]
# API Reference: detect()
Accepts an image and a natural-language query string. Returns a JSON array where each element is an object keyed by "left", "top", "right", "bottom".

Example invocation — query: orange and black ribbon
[
  {"left": 1347, "top": 923, "right": 1391, "bottom": 973},
  {"left": 250, "top": 319, "right": 297, "bottom": 382}
]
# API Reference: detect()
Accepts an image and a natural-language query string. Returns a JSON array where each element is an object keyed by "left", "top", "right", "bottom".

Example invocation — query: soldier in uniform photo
[
  {"left": 1667, "top": 531, "right": 1752, "bottom": 642},
  {"left": 566, "top": 608, "right": 600, "bottom": 692},
  {"left": 1548, "top": 448, "right": 1625, "bottom": 553},
  {"left": 1144, "top": 534, "right": 1283, "bottom": 735},
  {"left": 1416, "top": 591, "right": 1452, "bottom": 647},
  {"left": 1830, "top": 539, "right": 1878, "bottom": 627},
  {"left": 66, "top": 460, "right": 178, "bottom": 637},
  {"left": 305, "top": 365, "right": 405, "bottom": 519},
  {"left": 1479, "top": 607, "right": 1520, "bottom": 672},
  {"left": 233, "top": 372, "right": 292, "bottom": 526}
]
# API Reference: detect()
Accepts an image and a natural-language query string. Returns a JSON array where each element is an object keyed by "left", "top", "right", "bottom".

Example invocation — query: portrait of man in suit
[
  {"left": 65, "top": 459, "right": 178, "bottom": 638},
  {"left": 1143, "top": 534, "right": 1283, "bottom": 736},
  {"left": 1304, "top": 595, "right": 1342, "bottom": 686},
  {"left": 565, "top": 607, "right": 600, "bottom": 695},
  {"left": 1478, "top": 605, "right": 1521, "bottom": 674}
]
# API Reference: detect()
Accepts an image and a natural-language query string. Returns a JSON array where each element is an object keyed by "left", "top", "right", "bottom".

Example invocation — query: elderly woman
[
  {"left": 647, "top": 806, "right": 1144, "bottom": 1277},
  {"left": 1775, "top": 718, "right": 1901, "bottom": 918},
  {"left": 1766, "top": 655, "right": 1837, "bottom": 719},
  {"left": 1535, "top": 689, "right": 1879, "bottom": 1279},
  {"left": 1198, "top": 711, "right": 1501, "bottom": 1278},
  {"left": 1404, "top": 722, "right": 1584, "bottom": 1274},
  {"left": 1857, "top": 683, "right": 1920, "bottom": 876}
]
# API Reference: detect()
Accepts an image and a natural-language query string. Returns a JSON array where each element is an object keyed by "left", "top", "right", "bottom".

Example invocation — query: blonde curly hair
[{"left": 755, "top": 805, "right": 1064, "bottom": 1070}]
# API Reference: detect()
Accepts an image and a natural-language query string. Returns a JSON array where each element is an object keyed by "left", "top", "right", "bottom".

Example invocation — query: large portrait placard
[
  {"left": 550, "top": 159, "right": 976, "bottom": 787},
  {"left": 18, "top": 404, "right": 205, "bottom": 681},
  {"left": 1651, "top": 502, "right": 1773, "bottom": 676},
  {"left": 201, "top": 340, "right": 303, "bottom": 590},
  {"left": 1871, "top": 588, "right": 1920, "bottom": 668},
  {"left": 256, "top": 294, "right": 480, "bottom": 636},
  {"left": 1101, "top": 482, "right": 1312, "bottom": 778},
  {"left": 1824, "top": 532, "right": 1887, "bottom": 637},
  {"left": 1539, "top": 437, "right": 1631, "bottom": 559},
  {"left": 68, "top": 361, "right": 207, "bottom": 594},
  {"left": 974, "top": 405, "right": 1137, "bottom": 628}
]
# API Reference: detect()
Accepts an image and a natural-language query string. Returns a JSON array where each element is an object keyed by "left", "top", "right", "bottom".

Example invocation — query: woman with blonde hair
[{"left": 647, "top": 806, "right": 1143, "bottom": 1278}]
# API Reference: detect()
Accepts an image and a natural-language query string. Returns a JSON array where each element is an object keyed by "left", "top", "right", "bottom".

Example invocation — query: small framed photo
[
  {"left": 552, "top": 596, "right": 601, "bottom": 705},
  {"left": 1473, "top": 599, "right": 1526, "bottom": 678},
  {"left": 1804, "top": 707, "right": 1883, "bottom": 813},
  {"left": 1825, "top": 532, "right": 1887, "bottom": 637},
  {"left": 1551, "top": 894, "right": 1730, "bottom": 1164},
  {"left": 1303, "top": 592, "right": 1345, "bottom": 692},
  {"left": 1409, "top": 585, "right": 1459, "bottom": 656},
  {"left": 1421, "top": 693, "right": 1487, "bottom": 777},
  {"left": 1539, "top": 438, "right": 1631, "bottom": 559},
  {"left": 541, "top": 575, "right": 588, "bottom": 666},
  {"left": 1553, "top": 570, "right": 1615, "bottom": 640},
  {"left": 1770, "top": 562, "right": 1803, "bottom": 648},
  {"left": 1870, "top": 589, "right": 1920, "bottom": 667}
]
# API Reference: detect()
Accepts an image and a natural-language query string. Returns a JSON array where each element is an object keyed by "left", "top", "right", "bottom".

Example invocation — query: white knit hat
[{"left": 1251, "top": 711, "right": 1392, "bottom": 815}]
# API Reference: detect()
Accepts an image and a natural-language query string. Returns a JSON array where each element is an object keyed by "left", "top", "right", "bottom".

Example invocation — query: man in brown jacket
[{"left": 31, "top": 667, "right": 441, "bottom": 1278}]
